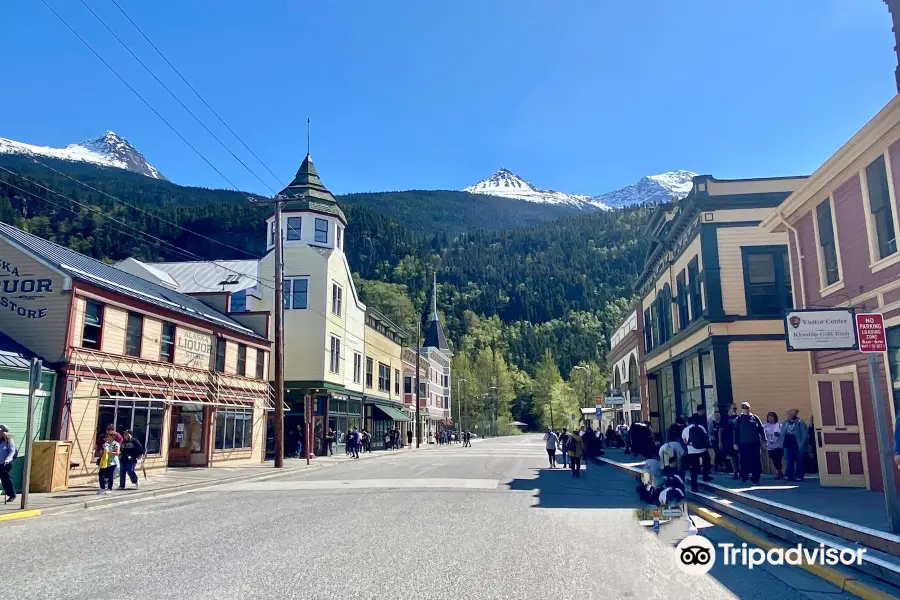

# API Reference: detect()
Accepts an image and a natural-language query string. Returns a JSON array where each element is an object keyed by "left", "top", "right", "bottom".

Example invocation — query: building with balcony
[
  {"left": 762, "top": 94, "right": 900, "bottom": 492},
  {"left": 636, "top": 175, "right": 811, "bottom": 436},
  {"left": 605, "top": 306, "right": 645, "bottom": 427},
  {"left": 0, "top": 222, "right": 274, "bottom": 481}
]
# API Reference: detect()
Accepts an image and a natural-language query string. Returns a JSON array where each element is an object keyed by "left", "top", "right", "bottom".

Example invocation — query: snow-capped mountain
[
  {"left": 0, "top": 131, "right": 165, "bottom": 180},
  {"left": 464, "top": 168, "right": 605, "bottom": 209},
  {"left": 592, "top": 170, "right": 696, "bottom": 208},
  {"left": 463, "top": 168, "right": 696, "bottom": 210}
]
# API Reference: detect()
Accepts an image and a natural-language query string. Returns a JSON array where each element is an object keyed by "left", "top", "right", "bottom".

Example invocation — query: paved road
[{"left": 3, "top": 435, "right": 863, "bottom": 599}]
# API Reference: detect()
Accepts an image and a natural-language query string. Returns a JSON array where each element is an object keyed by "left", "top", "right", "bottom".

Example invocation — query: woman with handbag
[{"left": 96, "top": 431, "right": 120, "bottom": 495}]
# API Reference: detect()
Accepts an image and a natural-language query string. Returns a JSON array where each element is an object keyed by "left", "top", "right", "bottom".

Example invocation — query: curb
[
  {"left": 4, "top": 441, "right": 434, "bottom": 519},
  {"left": 688, "top": 503, "right": 896, "bottom": 600},
  {"left": 0, "top": 509, "right": 40, "bottom": 522}
]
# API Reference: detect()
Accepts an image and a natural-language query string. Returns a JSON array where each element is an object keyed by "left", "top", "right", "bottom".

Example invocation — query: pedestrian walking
[
  {"left": 763, "top": 412, "right": 783, "bottom": 479},
  {"left": 97, "top": 431, "right": 120, "bottom": 495},
  {"left": 559, "top": 428, "right": 569, "bottom": 468},
  {"left": 709, "top": 411, "right": 724, "bottom": 472},
  {"left": 733, "top": 402, "right": 765, "bottom": 484},
  {"left": 616, "top": 420, "right": 630, "bottom": 452},
  {"left": 780, "top": 409, "right": 809, "bottom": 482},
  {"left": 118, "top": 430, "right": 144, "bottom": 490},
  {"left": 0, "top": 425, "right": 17, "bottom": 503},
  {"left": 544, "top": 428, "right": 558, "bottom": 468},
  {"left": 723, "top": 405, "right": 739, "bottom": 479},
  {"left": 464, "top": 430, "right": 471, "bottom": 447},
  {"left": 682, "top": 407, "right": 712, "bottom": 493},
  {"left": 566, "top": 430, "right": 584, "bottom": 478},
  {"left": 350, "top": 428, "right": 361, "bottom": 458}
]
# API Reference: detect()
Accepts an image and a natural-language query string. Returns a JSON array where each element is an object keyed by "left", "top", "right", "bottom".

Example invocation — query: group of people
[
  {"left": 543, "top": 426, "right": 591, "bottom": 478},
  {"left": 94, "top": 423, "right": 144, "bottom": 494},
  {"left": 628, "top": 402, "right": 812, "bottom": 497}
]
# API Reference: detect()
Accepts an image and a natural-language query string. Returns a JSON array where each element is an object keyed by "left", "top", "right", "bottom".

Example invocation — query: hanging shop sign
[
  {"left": 0, "top": 261, "right": 53, "bottom": 319},
  {"left": 784, "top": 308, "right": 858, "bottom": 352}
]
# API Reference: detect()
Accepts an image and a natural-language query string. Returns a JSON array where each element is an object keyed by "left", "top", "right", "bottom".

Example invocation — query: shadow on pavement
[{"left": 504, "top": 463, "right": 639, "bottom": 509}]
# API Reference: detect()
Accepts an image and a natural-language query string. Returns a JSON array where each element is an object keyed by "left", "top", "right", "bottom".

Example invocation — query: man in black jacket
[
  {"left": 119, "top": 430, "right": 144, "bottom": 490},
  {"left": 733, "top": 402, "right": 765, "bottom": 484}
]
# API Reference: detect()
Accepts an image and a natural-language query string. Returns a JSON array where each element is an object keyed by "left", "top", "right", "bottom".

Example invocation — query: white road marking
[{"left": 211, "top": 478, "right": 500, "bottom": 491}]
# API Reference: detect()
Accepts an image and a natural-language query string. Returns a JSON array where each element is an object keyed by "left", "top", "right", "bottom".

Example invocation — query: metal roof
[
  {"left": 0, "top": 223, "right": 267, "bottom": 341},
  {"left": 141, "top": 259, "right": 261, "bottom": 295},
  {"left": 0, "top": 332, "right": 52, "bottom": 371}
]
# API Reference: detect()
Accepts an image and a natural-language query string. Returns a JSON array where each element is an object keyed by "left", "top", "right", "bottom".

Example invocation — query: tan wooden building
[
  {"left": 636, "top": 175, "right": 812, "bottom": 435},
  {"left": 0, "top": 222, "right": 274, "bottom": 481}
]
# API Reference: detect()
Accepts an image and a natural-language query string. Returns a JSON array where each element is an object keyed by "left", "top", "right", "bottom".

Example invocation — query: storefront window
[
  {"left": 887, "top": 327, "right": 900, "bottom": 414},
  {"left": 658, "top": 367, "right": 676, "bottom": 432},
  {"left": 679, "top": 356, "right": 702, "bottom": 417},
  {"left": 701, "top": 353, "right": 717, "bottom": 409},
  {"left": 215, "top": 408, "right": 253, "bottom": 450},
  {"left": 98, "top": 393, "right": 165, "bottom": 455}
]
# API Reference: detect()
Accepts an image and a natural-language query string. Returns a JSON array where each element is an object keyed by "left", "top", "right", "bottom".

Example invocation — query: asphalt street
[{"left": 2, "top": 435, "right": 866, "bottom": 599}]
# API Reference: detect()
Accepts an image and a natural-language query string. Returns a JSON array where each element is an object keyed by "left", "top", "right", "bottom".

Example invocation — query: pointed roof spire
[
  {"left": 276, "top": 152, "right": 345, "bottom": 223},
  {"left": 423, "top": 271, "right": 449, "bottom": 351}
]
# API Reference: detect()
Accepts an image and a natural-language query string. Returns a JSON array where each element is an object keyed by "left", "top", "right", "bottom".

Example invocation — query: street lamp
[
  {"left": 572, "top": 365, "right": 592, "bottom": 410},
  {"left": 457, "top": 378, "right": 466, "bottom": 433}
]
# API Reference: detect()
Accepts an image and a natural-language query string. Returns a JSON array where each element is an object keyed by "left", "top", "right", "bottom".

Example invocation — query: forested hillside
[{"left": 0, "top": 154, "right": 650, "bottom": 390}]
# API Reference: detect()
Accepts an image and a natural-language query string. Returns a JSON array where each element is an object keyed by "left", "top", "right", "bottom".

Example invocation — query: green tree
[{"left": 568, "top": 361, "right": 607, "bottom": 410}]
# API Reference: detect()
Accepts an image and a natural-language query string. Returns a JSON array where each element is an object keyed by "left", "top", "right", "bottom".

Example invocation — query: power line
[
  {"left": 76, "top": 0, "right": 279, "bottom": 195},
  {"left": 26, "top": 156, "right": 263, "bottom": 260},
  {"left": 38, "top": 0, "right": 246, "bottom": 193},
  {"left": 106, "top": 0, "right": 283, "bottom": 186}
]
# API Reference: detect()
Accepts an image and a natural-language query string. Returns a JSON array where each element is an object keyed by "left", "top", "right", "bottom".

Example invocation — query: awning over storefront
[{"left": 373, "top": 404, "right": 411, "bottom": 422}]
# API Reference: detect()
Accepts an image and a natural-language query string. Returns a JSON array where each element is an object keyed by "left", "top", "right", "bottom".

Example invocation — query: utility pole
[
  {"left": 867, "top": 352, "right": 900, "bottom": 532},
  {"left": 415, "top": 320, "right": 421, "bottom": 448},
  {"left": 20, "top": 358, "right": 41, "bottom": 510},
  {"left": 273, "top": 196, "right": 285, "bottom": 468}
]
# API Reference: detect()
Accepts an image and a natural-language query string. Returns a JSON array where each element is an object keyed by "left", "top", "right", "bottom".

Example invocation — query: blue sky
[{"left": 1, "top": 0, "right": 896, "bottom": 196}]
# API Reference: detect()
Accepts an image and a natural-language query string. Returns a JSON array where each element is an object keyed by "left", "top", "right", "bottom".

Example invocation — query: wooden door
[
  {"left": 168, "top": 406, "right": 191, "bottom": 466},
  {"left": 809, "top": 372, "right": 869, "bottom": 488}
]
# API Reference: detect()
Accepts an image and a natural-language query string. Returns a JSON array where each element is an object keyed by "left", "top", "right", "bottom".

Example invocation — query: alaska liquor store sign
[
  {"left": 784, "top": 308, "right": 858, "bottom": 352},
  {"left": 0, "top": 260, "right": 53, "bottom": 319}
]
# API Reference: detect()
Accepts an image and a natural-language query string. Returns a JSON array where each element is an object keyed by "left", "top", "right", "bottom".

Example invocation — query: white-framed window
[
  {"left": 336, "top": 226, "right": 343, "bottom": 250},
  {"left": 814, "top": 197, "right": 842, "bottom": 289},
  {"left": 378, "top": 362, "right": 390, "bottom": 393},
  {"left": 329, "top": 336, "right": 341, "bottom": 374},
  {"left": 353, "top": 352, "right": 362, "bottom": 384},
  {"left": 125, "top": 312, "right": 142, "bottom": 357},
  {"left": 332, "top": 283, "right": 343, "bottom": 316},
  {"left": 394, "top": 369, "right": 400, "bottom": 395},
  {"left": 98, "top": 393, "right": 165, "bottom": 455},
  {"left": 314, "top": 218, "right": 328, "bottom": 244},
  {"left": 366, "top": 357, "right": 373, "bottom": 388},
  {"left": 287, "top": 217, "right": 302, "bottom": 241},
  {"left": 237, "top": 344, "right": 247, "bottom": 376},
  {"left": 269, "top": 220, "right": 276, "bottom": 246},
  {"left": 215, "top": 407, "right": 253, "bottom": 450},
  {"left": 284, "top": 278, "right": 308, "bottom": 309},
  {"left": 82, "top": 300, "right": 104, "bottom": 350},
  {"left": 160, "top": 322, "right": 176, "bottom": 363},
  {"left": 862, "top": 153, "right": 900, "bottom": 265}
]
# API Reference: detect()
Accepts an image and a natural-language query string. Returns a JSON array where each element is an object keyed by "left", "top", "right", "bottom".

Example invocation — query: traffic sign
[{"left": 856, "top": 313, "right": 887, "bottom": 353}]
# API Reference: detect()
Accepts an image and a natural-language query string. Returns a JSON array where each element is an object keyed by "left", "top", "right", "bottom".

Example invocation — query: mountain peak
[
  {"left": 0, "top": 132, "right": 165, "bottom": 181},
  {"left": 463, "top": 168, "right": 594, "bottom": 209},
  {"left": 593, "top": 170, "right": 696, "bottom": 208}
]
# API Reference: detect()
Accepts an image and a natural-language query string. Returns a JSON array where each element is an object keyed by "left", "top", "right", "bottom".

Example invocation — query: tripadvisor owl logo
[{"left": 676, "top": 535, "right": 716, "bottom": 575}]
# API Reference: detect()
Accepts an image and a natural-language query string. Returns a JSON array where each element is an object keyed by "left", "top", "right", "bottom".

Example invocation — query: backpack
[
  {"left": 660, "top": 443, "right": 676, "bottom": 466},
  {"left": 688, "top": 424, "right": 709, "bottom": 449},
  {"left": 566, "top": 436, "right": 577, "bottom": 453}
]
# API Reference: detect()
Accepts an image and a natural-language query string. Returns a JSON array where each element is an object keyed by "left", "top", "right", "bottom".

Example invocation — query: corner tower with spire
[{"left": 418, "top": 272, "right": 453, "bottom": 438}]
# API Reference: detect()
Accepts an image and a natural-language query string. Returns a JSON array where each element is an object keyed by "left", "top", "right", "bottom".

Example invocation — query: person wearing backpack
[
  {"left": 682, "top": 408, "right": 712, "bottom": 492},
  {"left": 733, "top": 402, "right": 765, "bottom": 483},
  {"left": 567, "top": 430, "right": 584, "bottom": 478},
  {"left": 0, "top": 424, "right": 17, "bottom": 503}
]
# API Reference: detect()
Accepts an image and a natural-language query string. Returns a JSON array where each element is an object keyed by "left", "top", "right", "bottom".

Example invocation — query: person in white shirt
[{"left": 543, "top": 429, "right": 559, "bottom": 468}]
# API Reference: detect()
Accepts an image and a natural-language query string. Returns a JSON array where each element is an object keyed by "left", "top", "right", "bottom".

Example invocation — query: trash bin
[{"left": 29, "top": 440, "right": 72, "bottom": 493}]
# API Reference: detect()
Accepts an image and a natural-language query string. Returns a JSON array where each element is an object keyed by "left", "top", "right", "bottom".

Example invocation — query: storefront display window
[
  {"left": 701, "top": 352, "right": 717, "bottom": 409},
  {"left": 679, "top": 356, "right": 702, "bottom": 417},
  {"left": 215, "top": 408, "right": 253, "bottom": 450},
  {"left": 658, "top": 367, "right": 676, "bottom": 431},
  {"left": 98, "top": 393, "right": 165, "bottom": 455}
]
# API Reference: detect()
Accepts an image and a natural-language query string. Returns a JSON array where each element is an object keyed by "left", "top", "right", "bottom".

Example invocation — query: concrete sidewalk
[{"left": 0, "top": 443, "right": 429, "bottom": 520}]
